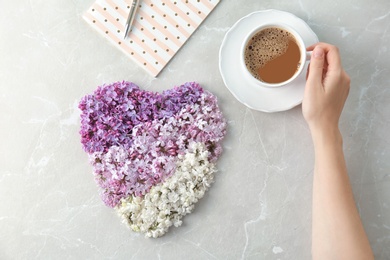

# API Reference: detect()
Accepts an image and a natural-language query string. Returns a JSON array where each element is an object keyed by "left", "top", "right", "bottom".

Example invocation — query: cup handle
[{"left": 306, "top": 51, "right": 312, "bottom": 61}]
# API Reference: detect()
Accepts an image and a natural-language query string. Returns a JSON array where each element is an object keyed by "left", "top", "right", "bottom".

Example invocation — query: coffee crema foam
[{"left": 244, "top": 27, "right": 300, "bottom": 83}]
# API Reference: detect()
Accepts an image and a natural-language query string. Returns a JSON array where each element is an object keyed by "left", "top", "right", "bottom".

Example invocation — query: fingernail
[{"left": 313, "top": 46, "right": 324, "bottom": 58}]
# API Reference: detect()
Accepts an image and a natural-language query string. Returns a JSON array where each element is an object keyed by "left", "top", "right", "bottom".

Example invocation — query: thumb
[{"left": 307, "top": 46, "right": 325, "bottom": 86}]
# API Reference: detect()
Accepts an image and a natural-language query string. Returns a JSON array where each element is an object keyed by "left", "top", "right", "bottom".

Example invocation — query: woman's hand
[{"left": 302, "top": 43, "right": 350, "bottom": 136}]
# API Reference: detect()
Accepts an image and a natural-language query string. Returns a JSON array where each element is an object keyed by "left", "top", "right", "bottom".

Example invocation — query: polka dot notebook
[{"left": 83, "top": 0, "right": 220, "bottom": 77}]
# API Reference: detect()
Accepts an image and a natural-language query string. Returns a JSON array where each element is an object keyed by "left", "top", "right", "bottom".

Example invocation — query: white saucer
[{"left": 219, "top": 10, "right": 319, "bottom": 112}]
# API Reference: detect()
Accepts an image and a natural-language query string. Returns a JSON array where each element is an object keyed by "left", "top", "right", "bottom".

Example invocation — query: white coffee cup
[{"left": 240, "top": 23, "right": 311, "bottom": 88}]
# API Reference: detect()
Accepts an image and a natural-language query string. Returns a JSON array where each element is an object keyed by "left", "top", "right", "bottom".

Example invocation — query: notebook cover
[{"left": 83, "top": 0, "right": 220, "bottom": 77}]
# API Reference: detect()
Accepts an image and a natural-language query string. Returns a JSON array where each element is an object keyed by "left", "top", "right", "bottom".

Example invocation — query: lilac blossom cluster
[
  {"left": 79, "top": 81, "right": 204, "bottom": 154},
  {"left": 116, "top": 142, "right": 216, "bottom": 238},
  {"left": 79, "top": 81, "right": 227, "bottom": 208}
]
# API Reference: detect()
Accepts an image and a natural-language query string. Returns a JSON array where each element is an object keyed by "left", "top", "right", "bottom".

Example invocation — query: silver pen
[{"left": 124, "top": 0, "right": 140, "bottom": 39}]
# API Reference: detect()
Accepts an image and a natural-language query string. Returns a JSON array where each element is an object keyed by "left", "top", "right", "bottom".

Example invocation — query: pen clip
[{"left": 124, "top": 0, "right": 139, "bottom": 39}]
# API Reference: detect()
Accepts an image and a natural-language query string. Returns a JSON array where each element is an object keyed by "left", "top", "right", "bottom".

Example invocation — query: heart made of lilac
[{"left": 79, "top": 81, "right": 226, "bottom": 208}]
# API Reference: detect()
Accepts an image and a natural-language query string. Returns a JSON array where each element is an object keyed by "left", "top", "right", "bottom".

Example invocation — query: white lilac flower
[{"left": 116, "top": 142, "right": 216, "bottom": 238}]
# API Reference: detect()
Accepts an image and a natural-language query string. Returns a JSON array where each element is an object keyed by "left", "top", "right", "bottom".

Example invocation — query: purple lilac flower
[
  {"left": 79, "top": 81, "right": 226, "bottom": 207},
  {"left": 79, "top": 81, "right": 204, "bottom": 154}
]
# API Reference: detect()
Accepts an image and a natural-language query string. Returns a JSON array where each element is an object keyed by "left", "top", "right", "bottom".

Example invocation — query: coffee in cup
[{"left": 241, "top": 24, "right": 310, "bottom": 88}]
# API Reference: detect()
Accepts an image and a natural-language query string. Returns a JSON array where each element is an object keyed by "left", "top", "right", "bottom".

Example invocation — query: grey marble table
[{"left": 1, "top": 0, "right": 389, "bottom": 259}]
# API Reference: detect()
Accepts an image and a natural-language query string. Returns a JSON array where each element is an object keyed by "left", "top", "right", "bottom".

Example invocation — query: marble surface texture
[{"left": 1, "top": 0, "right": 389, "bottom": 259}]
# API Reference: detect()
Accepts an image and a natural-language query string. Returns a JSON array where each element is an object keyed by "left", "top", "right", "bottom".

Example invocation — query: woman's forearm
[{"left": 311, "top": 128, "right": 373, "bottom": 259}]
